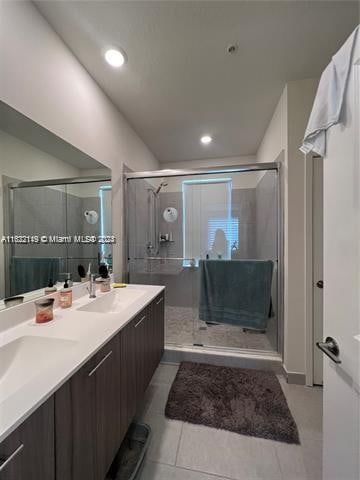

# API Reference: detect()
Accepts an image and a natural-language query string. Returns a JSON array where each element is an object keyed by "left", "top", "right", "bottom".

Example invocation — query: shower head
[{"left": 155, "top": 182, "right": 168, "bottom": 195}]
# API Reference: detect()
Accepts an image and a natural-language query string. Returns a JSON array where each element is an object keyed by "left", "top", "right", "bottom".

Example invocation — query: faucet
[{"left": 87, "top": 273, "right": 97, "bottom": 298}]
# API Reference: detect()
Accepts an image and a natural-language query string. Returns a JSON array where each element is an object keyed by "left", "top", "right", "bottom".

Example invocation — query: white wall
[
  {"left": 0, "top": 0, "right": 159, "bottom": 280},
  {"left": 257, "top": 89, "right": 288, "bottom": 165},
  {"left": 161, "top": 155, "right": 256, "bottom": 170},
  {"left": 0, "top": 129, "right": 82, "bottom": 298},
  {"left": 158, "top": 171, "right": 264, "bottom": 193},
  {"left": 0, "top": 130, "right": 81, "bottom": 181},
  {"left": 257, "top": 79, "right": 318, "bottom": 379}
]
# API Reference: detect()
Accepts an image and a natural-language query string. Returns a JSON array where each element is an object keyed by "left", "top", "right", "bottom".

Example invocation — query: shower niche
[{"left": 126, "top": 165, "right": 281, "bottom": 354}]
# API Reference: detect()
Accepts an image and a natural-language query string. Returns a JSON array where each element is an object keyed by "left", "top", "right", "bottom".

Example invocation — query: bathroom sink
[
  {"left": 0, "top": 336, "right": 77, "bottom": 403},
  {"left": 78, "top": 288, "right": 147, "bottom": 314}
]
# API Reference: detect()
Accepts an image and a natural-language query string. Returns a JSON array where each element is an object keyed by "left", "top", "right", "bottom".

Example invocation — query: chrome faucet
[{"left": 87, "top": 273, "right": 97, "bottom": 298}]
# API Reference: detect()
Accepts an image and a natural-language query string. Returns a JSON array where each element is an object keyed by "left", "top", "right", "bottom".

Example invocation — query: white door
[
  {"left": 313, "top": 157, "right": 324, "bottom": 386},
  {"left": 321, "top": 41, "right": 360, "bottom": 479}
]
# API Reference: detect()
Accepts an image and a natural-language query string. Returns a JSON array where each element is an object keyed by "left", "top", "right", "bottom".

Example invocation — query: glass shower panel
[
  {"left": 66, "top": 180, "right": 112, "bottom": 281},
  {"left": 10, "top": 184, "right": 67, "bottom": 296},
  {"left": 127, "top": 168, "right": 279, "bottom": 353},
  {"left": 127, "top": 175, "right": 198, "bottom": 347},
  {"left": 197, "top": 170, "right": 278, "bottom": 352}
]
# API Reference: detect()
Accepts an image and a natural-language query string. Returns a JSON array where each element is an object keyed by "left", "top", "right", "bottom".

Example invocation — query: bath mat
[{"left": 165, "top": 362, "right": 300, "bottom": 444}]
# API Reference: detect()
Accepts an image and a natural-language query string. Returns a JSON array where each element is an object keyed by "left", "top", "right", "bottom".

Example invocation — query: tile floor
[
  {"left": 137, "top": 363, "right": 322, "bottom": 480},
  {"left": 165, "top": 306, "right": 275, "bottom": 352}
]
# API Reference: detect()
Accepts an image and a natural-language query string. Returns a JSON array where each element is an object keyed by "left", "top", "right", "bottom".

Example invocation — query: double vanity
[{"left": 0, "top": 284, "right": 165, "bottom": 479}]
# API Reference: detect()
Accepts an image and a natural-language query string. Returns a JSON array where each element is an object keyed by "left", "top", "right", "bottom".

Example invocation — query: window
[
  {"left": 182, "top": 178, "right": 233, "bottom": 266},
  {"left": 208, "top": 217, "right": 239, "bottom": 252}
]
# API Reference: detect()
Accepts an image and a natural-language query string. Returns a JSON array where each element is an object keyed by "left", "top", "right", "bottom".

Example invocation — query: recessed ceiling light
[
  {"left": 201, "top": 135, "right": 212, "bottom": 145},
  {"left": 104, "top": 48, "right": 126, "bottom": 68}
]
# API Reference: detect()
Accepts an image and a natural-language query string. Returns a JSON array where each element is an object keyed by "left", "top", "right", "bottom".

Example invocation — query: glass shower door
[
  {"left": 127, "top": 167, "right": 279, "bottom": 354},
  {"left": 127, "top": 175, "right": 199, "bottom": 347}
]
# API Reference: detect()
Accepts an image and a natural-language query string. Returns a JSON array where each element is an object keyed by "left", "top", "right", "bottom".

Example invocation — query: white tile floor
[{"left": 137, "top": 363, "right": 323, "bottom": 480}]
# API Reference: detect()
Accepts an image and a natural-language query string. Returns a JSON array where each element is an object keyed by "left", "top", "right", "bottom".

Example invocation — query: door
[
  {"left": 313, "top": 157, "right": 324, "bottom": 385},
  {"left": 320, "top": 38, "right": 360, "bottom": 479}
]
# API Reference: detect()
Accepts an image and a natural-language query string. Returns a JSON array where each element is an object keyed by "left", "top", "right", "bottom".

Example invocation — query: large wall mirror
[{"left": 0, "top": 101, "right": 112, "bottom": 309}]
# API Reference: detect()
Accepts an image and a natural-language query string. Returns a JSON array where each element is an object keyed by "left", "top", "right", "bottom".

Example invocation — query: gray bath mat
[{"left": 165, "top": 362, "right": 300, "bottom": 444}]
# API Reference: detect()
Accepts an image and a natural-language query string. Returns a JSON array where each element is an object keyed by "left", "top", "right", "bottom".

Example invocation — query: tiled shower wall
[
  {"left": 255, "top": 171, "right": 278, "bottom": 350},
  {"left": 12, "top": 186, "right": 100, "bottom": 281}
]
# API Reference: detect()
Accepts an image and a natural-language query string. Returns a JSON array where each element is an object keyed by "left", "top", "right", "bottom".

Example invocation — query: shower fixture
[
  {"left": 163, "top": 207, "right": 178, "bottom": 223},
  {"left": 155, "top": 182, "right": 168, "bottom": 195},
  {"left": 84, "top": 210, "right": 99, "bottom": 225}
]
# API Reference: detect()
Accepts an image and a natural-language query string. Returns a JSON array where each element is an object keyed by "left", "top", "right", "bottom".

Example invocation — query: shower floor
[{"left": 165, "top": 305, "right": 275, "bottom": 352}]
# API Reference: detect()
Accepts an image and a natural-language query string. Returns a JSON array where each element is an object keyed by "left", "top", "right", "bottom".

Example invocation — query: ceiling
[{"left": 35, "top": 1, "right": 359, "bottom": 163}]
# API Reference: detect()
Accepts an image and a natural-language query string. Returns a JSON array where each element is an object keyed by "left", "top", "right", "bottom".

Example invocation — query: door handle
[
  {"left": 88, "top": 351, "right": 113, "bottom": 377},
  {"left": 316, "top": 280, "right": 323, "bottom": 289},
  {"left": 135, "top": 315, "right": 146, "bottom": 328},
  {"left": 0, "top": 444, "right": 24, "bottom": 472},
  {"left": 316, "top": 337, "right": 341, "bottom": 364}
]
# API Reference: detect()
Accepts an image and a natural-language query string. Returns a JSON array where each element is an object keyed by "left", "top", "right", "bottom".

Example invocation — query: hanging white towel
[{"left": 300, "top": 26, "right": 359, "bottom": 156}]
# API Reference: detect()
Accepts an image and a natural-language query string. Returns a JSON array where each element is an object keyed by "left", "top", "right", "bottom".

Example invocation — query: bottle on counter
[
  {"left": 45, "top": 278, "right": 57, "bottom": 295},
  {"left": 60, "top": 280, "right": 72, "bottom": 308}
]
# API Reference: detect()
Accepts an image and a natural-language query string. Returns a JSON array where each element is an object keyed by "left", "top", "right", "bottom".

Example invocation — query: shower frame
[{"left": 124, "top": 162, "right": 283, "bottom": 357}]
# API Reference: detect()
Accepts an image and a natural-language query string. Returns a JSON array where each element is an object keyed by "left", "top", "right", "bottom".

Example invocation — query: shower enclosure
[
  {"left": 126, "top": 163, "right": 281, "bottom": 354},
  {"left": 5, "top": 176, "right": 111, "bottom": 297}
]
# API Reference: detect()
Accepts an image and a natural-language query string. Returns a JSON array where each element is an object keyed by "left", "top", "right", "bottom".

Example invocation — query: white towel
[{"left": 300, "top": 26, "right": 359, "bottom": 156}]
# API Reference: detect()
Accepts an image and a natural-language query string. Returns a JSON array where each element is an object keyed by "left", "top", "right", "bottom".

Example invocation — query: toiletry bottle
[
  {"left": 60, "top": 280, "right": 72, "bottom": 308},
  {"left": 45, "top": 278, "right": 57, "bottom": 294}
]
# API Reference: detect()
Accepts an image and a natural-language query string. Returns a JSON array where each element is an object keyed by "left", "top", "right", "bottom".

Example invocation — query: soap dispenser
[
  {"left": 60, "top": 280, "right": 72, "bottom": 308},
  {"left": 45, "top": 278, "right": 57, "bottom": 294}
]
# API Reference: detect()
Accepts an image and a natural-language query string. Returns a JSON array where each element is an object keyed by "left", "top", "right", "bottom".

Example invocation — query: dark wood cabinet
[
  {"left": 134, "top": 309, "right": 148, "bottom": 404},
  {"left": 94, "top": 337, "right": 122, "bottom": 479},
  {"left": 55, "top": 335, "right": 121, "bottom": 480},
  {"left": 0, "top": 397, "right": 55, "bottom": 480},
  {"left": 154, "top": 292, "right": 165, "bottom": 365},
  {"left": 0, "top": 290, "right": 165, "bottom": 480},
  {"left": 119, "top": 317, "right": 137, "bottom": 436}
]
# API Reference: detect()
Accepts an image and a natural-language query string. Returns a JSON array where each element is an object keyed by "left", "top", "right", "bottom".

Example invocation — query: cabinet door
[
  {"left": 120, "top": 318, "right": 137, "bottom": 437},
  {"left": 134, "top": 309, "right": 147, "bottom": 404},
  {"left": 0, "top": 397, "right": 54, "bottom": 480},
  {"left": 55, "top": 357, "right": 97, "bottom": 480},
  {"left": 55, "top": 336, "right": 121, "bottom": 480},
  {"left": 94, "top": 336, "right": 121, "bottom": 479},
  {"left": 154, "top": 292, "right": 165, "bottom": 364}
]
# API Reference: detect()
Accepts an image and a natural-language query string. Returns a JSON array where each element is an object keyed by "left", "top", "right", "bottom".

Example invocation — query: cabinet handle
[
  {"left": 156, "top": 297, "right": 164, "bottom": 305},
  {"left": 0, "top": 444, "right": 24, "bottom": 472},
  {"left": 135, "top": 315, "right": 146, "bottom": 328},
  {"left": 88, "top": 351, "right": 113, "bottom": 377}
]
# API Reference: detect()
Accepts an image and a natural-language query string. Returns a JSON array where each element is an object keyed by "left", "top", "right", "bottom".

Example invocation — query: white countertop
[{"left": 0, "top": 283, "right": 164, "bottom": 443}]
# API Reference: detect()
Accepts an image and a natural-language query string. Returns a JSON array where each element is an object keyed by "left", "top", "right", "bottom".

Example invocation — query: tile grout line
[
  {"left": 172, "top": 463, "right": 237, "bottom": 480},
  {"left": 146, "top": 459, "right": 237, "bottom": 480},
  {"left": 273, "top": 445, "right": 285, "bottom": 480},
  {"left": 174, "top": 421, "right": 184, "bottom": 466}
]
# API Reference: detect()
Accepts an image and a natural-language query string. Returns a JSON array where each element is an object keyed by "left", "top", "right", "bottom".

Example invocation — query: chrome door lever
[{"left": 316, "top": 337, "right": 341, "bottom": 364}]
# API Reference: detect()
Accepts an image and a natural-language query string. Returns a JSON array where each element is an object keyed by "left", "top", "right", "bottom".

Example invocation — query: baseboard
[{"left": 282, "top": 366, "right": 306, "bottom": 385}]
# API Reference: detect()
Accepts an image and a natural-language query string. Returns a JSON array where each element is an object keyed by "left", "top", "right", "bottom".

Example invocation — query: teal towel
[
  {"left": 10, "top": 257, "right": 61, "bottom": 296},
  {"left": 199, "top": 259, "right": 274, "bottom": 330}
]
